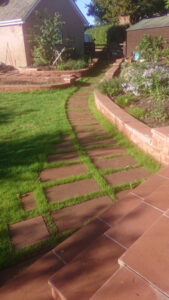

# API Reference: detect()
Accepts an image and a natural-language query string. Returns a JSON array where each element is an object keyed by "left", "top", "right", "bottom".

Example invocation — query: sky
[{"left": 76, "top": 0, "right": 95, "bottom": 25}]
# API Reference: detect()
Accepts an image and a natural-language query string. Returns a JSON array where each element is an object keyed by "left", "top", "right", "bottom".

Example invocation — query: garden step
[
  {"left": 47, "top": 151, "right": 79, "bottom": 163},
  {"left": 119, "top": 215, "right": 169, "bottom": 298},
  {"left": 0, "top": 219, "right": 109, "bottom": 300},
  {"left": 92, "top": 155, "right": 137, "bottom": 170},
  {"left": 51, "top": 196, "right": 112, "bottom": 233},
  {"left": 105, "top": 202, "right": 162, "bottom": 249},
  {"left": 49, "top": 234, "right": 125, "bottom": 300},
  {"left": 86, "top": 146, "right": 127, "bottom": 158},
  {"left": 90, "top": 266, "right": 168, "bottom": 300}
]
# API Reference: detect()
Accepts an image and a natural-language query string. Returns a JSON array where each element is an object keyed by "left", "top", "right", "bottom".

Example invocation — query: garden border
[
  {"left": 94, "top": 58, "right": 169, "bottom": 166},
  {"left": 0, "top": 58, "right": 99, "bottom": 92}
]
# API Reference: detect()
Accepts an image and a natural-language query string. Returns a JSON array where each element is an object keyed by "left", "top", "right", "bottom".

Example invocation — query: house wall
[
  {"left": 0, "top": 25, "right": 27, "bottom": 67},
  {"left": 127, "top": 27, "right": 169, "bottom": 57},
  {"left": 23, "top": 0, "right": 85, "bottom": 66}
]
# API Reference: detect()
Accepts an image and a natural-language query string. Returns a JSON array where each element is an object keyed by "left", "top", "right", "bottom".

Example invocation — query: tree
[
  {"left": 30, "top": 10, "right": 65, "bottom": 66},
  {"left": 87, "top": 0, "right": 167, "bottom": 24}
]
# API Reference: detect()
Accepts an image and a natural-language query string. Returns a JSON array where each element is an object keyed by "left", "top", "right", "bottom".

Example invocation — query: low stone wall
[{"left": 94, "top": 59, "right": 169, "bottom": 166}]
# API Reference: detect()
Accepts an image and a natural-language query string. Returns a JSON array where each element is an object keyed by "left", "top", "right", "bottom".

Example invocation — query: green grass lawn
[{"left": 0, "top": 87, "right": 78, "bottom": 269}]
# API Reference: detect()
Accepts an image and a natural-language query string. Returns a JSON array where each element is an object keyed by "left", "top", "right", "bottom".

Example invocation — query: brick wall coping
[{"left": 94, "top": 59, "right": 169, "bottom": 166}]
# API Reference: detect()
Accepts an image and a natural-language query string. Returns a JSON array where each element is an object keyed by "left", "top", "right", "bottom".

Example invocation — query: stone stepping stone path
[{"left": 8, "top": 82, "right": 152, "bottom": 254}]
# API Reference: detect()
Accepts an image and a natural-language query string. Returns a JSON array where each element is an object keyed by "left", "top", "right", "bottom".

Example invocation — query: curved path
[{"left": 1, "top": 64, "right": 167, "bottom": 300}]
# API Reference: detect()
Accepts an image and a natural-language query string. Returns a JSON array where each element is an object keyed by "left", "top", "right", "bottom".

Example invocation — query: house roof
[
  {"left": 0, "top": 0, "right": 89, "bottom": 26},
  {"left": 127, "top": 14, "right": 169, "bottom": 31}
]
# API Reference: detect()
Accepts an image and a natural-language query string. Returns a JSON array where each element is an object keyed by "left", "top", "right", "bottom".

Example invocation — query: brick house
[
  {"left": 0, "top": 0, "right": 88, "bottom": 67},
  {"left": 126, "top": 15, "right": 169, "bottom": 57}
]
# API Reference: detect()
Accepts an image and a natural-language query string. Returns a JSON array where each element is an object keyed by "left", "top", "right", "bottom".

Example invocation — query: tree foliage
[
  {"left": 87, "top": 0, "right": 168, "bottom": 24},
  {"left": 30, "top": 10, "right": 65, "bottom": 66}
]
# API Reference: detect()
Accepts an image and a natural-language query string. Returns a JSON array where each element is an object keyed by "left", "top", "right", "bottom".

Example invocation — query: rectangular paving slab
[
  {"left": 53, "top": 218, "right": 110, "bottom": 264},
  {"left": 106, "top": 202, "right": 162, "bottom": 249},
  {"left": 80, "top": 137, "right": 117, "bottom": 148},
  {"left": 47, "top": 151, "right": 79, "bottom": 163},
  {"left": 49, "top": 234, "right": 125, "bottom": 300},
  {"left": 21, "top": 192, "right": 36, "bottom": 211},
  {"left": 40, "top": 163, "right": 87, "bottom": 182},
  {"left": 9, "top": 216, "right": 50, "bottom": 249},
  {"left": 104, "top": 167, "right": 151, "bottom": 186},
  {"left": 98, "top": 193, "right": 142, "bottom": 227},
  {"left": 93, "top": 155, "right": 137, "bottom": 170},
  {"left": 86, "top": 146, "right": 127, "bottom": 158},
  {"left": 51, "top": 196, "right": 112, "bottom": 232},
  {"left": 120, "top": 215, "right": 169, "bottom": 297},
  {"left": 144, "top": 179, "right": 169, "bottom": 212},
  {"left": 90, "top": 266, "right": 168, "bottom": 300},
  {"left": 45, "top": 178, "right": 100, "bottom": 203}
]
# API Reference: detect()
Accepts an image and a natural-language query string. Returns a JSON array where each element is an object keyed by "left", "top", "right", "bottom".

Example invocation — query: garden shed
[
  {"left": 0, "top": 0, "right": 88, "bottom": 67},
  {"left": 126, "top": 14, "right": 169, "bottom": 57}
]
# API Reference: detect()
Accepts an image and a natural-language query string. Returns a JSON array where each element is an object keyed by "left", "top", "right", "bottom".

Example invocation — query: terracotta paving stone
[
  {"left": 90, "top": 266, "right": 168, "bottom": 300},
  {"left": 132, "top": 174, "right": 165, "bottom": 199},
  {"left": 86, "top": 146, "right": 127, "bottom": 158},
  {"left": 76, "top": 131, "right": 109, "bottom": 140},
  {"left": 40, "top": 163, "right": 87, "bottom": 182},
  {"left": 49, "top": 235, "right": 125, "bottom": 300},
  {"left": 0, "top": 250, "right": 63, "bottom": 300},
  {"left": 98, "top": 193, "right": 142, "bottom": 227},
  {"left": 104, "top": 167, "right": 151, "bottom": 186},
  {"left": 9, "top": 216, "right": 50, "bottom": 249},
  {"left": 70, "top": 120, "right": 98, "bottom": 125},
  {"left": 156, "top": 165, "right": 169, "bottom": 179},
  {"left": 73, "top": 124, "right": 105, "bottom": 133},
  {"left": 45, "top": 178, "right": 100, "bottom": 203},
  {"left": 115, "top": 189, "right": 132, "bottom": 200},
  {"left": 53, "top": 218, "right": 110, "bottom": 263},
  {"left": 93, "top": 155, "right": 137, "bottom": 170},
  {"left": 120, "top": 215, "right": 169, "bottom": 296},
  {"left": 21, "top": 192, "right": 36, "bottom": 211},
  {"left": 51, "top": 196, "right": 112, "bottom": 232},
  {"left": 53, "top": 141, "right": 75, "bottom": 152},
  {"left": 106, "top": 202, "right": 162, "bottom": 249},
  {"left": 47, "top": 151, "right": 79, "bottom": 163},
  {"left": 80, "top": 137, "right": 116, "bottom": 148},
  {"left": 144, "top": 180, "right": 169, "bottom": 211}
]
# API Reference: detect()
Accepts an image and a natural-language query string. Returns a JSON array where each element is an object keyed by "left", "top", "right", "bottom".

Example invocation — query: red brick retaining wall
[{"left": 94, "top": 59, "right": 169, "bottom": 166}]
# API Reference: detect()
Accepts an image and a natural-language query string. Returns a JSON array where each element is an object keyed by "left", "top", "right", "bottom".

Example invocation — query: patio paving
[{"left": 21, "top": 192, "right": 36, "bottom": 211}]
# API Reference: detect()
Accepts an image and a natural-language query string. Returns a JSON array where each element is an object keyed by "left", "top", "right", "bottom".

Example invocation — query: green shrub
[
  {"left": 127, "top": 107, "right": 146, "bottom": 120},
  {"left": 56, "top": 59, "right": 88, "bottom": 70},
  {"left": 86, "top": 24, "right": 127, "bottom": 45},
  {"left": 98, "top": 77, "right": 123, "bottom": 96},
  {"left": 161, "top": 47, "right": 169, "bottom": 65},
  {"left": 115, "top": 94, "right": 133, "bottom": 107},
  {"left": 137, "top": 34, "right": 163, "bottom": 62}
]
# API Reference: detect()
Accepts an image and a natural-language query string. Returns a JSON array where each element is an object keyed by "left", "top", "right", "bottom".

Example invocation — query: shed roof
[
  {"left": 0, "top": 0, "right": 89, "bottom": 26},
  {"left": 127, "top": 14, "right": 169, "bottom": 31}
]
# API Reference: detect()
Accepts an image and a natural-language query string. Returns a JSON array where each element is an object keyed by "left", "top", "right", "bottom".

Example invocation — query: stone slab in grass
[
  {"left": 21, "top": 192, "right": 36, "bottom": 211},
  {"left": 70, "top": 120, "right": 98, "bottom": 126},
  {"left": 9, "top": 216, "right": 49, "bottom": 249},
  {"left": 73, "top": 124, "right": 105, "bottom": 133},
  {"left": 104, "top": 167, "right": 151, "bottom": 186},
  {"left": 53, "top": 140, "right": 75, "bottom": 152},
  {"left": 40, "top": 163, "right": 87, "bottom": 182},
  {"left": 51, "top": 196, "right": 112, "bottom": 232},
  {"left": 76, "top": 132, "right": 109, "bottom": 140},
  {"left": 93, "top": 155, "right": 137, "bottom": 170},
  {"left": 45, "top": 178, "right": 100, "bottom": 203},
  {"left": 48, "top": 151, "right": 79, "bottom": 163},
  {"left": 86, "top": 146, "right": 127, "bottom": 158},
  {"left": 80, "top": 138, "right": 117, "bottom": 148}
]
